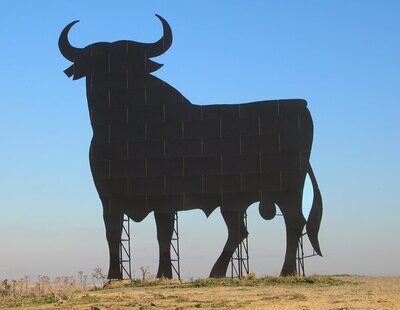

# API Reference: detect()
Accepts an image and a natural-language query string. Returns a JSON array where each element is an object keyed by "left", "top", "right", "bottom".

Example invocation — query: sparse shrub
[
  {"left": 0, "top": 279, "right": 11, "bottom": 297},
  {"left": 40, "top": 292, "right": 58, "bottom": 303},
  {"left": 92, "top": 266, "right": 107, "bottom": 288},
  {"left": 78, "top": 271, "right": 88, "bottom": 290},
  {"left": 240, "top": 272, "right": 256, "bottom": 280},
  {"left": 36, "top": 275, "right": 51, "bottom": 295},
  {"left": 20, "top": 275, "right": 31, "bottom": 296},
  {"left": 140, "top": 266, "right": 150, "bottom": 281},
  {"left": 0, "top": 270, "right": 100, "bottom": 306}
]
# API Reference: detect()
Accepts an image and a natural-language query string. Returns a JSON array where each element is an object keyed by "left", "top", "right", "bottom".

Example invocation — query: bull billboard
[{"left": 59, "top": 15, "right": 322, "bottom": 279}]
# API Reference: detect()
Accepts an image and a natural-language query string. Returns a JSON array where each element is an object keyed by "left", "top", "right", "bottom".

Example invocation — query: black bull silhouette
[{"left": 59, "top": 15, "right": 322, "bottom": 279}]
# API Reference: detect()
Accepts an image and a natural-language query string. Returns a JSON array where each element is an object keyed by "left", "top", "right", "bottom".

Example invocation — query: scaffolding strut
[
  {"left": 296, "top": 232, "right": 318, "bottom": 277},
  {"left": 119, "top": 214, "right": 132, "bottom": 279},
  {"left": 170, "top": 212, "right": 181, "bottom": 280},
  {"left": 230, "top": 211, "right": 250, "bottom": 278}
]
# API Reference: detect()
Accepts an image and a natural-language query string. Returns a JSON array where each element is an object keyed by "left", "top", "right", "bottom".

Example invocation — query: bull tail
[{"left": 306, "top": 162, "right": 323, "bottom": 256}]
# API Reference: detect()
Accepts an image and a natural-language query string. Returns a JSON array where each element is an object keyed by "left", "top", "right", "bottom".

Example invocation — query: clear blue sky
[{"left": 1, "top": 1, "right": 399, "bottom": 280}]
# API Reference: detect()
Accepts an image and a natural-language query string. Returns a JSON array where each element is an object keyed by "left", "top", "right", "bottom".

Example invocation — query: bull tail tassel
[{"left": 306, "top": 163, "right": 323, "bottom": 256}]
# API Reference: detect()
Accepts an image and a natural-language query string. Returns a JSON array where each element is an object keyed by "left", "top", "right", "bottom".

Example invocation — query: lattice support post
[
  {"left": 230, "top": 211, "right": 250, "bottom": 278},
  {"left": 170, "top": 212, "right": 181, "bottom": 280},
  {"left": 119, "top": 214, "right": 132, "bottom": 279},
  {"left": 297, "top": 233, "right": 306, "bottom": 277},
  {"left": 296, "top": 231, "right": 319, "bottom": 277}
]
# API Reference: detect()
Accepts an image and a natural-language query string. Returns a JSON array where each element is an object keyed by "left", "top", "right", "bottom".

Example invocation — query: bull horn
[
  {"left": 145, "top": 14, "right": 173, "bottom": 58},
  {"left": 59, "top": 20, "right": 82, "bottom": 61}
]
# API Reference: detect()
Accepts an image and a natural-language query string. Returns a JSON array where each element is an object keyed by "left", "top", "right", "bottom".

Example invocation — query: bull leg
[
  {"left": 209, "top": 210, "right": 248, "bottom": 278},
  {"left": 103, "top": 211, "right": 123, "bottom": 279},
  {"left": 278, "top": 193, "right": 306, "bottom": 276},
  {"left": 154, "top": 212, "right": 174, "bottom": 279}
]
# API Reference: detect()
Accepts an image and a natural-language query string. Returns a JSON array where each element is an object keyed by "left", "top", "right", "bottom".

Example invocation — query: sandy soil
[{"left": 1, "top": 276, "right": 399, "bottom": 309}]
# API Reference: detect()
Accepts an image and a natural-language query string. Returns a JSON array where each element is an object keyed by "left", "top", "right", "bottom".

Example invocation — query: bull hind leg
[
  {"left": 154, "top": 212, "right": 174, "bottom": 279},
  {"left": 209, "top": 210, "right": 248, "bottom": 278},
  {"left": 277, "top": 193, "right": 306, "bottom": 276},
  {"left": 103, "top": 206, "right": 123, "bottom": 279}
]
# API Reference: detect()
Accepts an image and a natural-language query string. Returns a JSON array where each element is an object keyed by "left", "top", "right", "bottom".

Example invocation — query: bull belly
[{"left": 90, "top": 158, "right": 305, "bottom": 216}]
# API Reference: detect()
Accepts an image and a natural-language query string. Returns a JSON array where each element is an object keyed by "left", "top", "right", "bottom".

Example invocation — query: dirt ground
[{"left": 1, "top": 276, "right": 399, "bottom": 309}]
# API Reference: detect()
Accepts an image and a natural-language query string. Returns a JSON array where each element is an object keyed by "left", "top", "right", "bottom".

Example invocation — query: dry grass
[{"left": 1, "top": 275, "right": 399, "bottom": 309}]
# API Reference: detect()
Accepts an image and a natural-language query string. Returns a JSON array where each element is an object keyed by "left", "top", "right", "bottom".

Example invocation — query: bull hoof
[
  {"left": 280, "top": 268, "right": 297, "bottom": 277},
  {"left": 156, "top": 271, "right": 173, "bottom": 279},
  {"left": 209, "top": 266, "right": 227, "bottom": 278},
  {"left": 108, "top": 269, "right": 122, "bottom": 280}
]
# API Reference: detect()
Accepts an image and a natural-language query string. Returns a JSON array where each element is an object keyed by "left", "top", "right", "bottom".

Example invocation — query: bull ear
[
  {"left": 63, "top": 64, "right": 85, "bottom": 80},
  {"left": 64, "top": 65, "right": 74, "bottom": 77},
  {"left": 145, "top": 59, "right": 163, "bottom": 73}
]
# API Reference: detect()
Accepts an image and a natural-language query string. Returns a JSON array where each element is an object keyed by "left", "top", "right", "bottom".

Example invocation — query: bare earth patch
[{"left": 1, "top": 276, "right": 399, "bottom": 309}]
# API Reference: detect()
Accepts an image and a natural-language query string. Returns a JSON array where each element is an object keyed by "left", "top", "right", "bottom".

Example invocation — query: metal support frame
[
  {"left": 118, "top": 209, "right": 316, "bottom": 280},
  {"left": 230, "top": 211, "right": 250, "bottom": 278},
  {"left": 119, "top": 214, "right": 132, "bottom": 279},
  {"left": 170, "top": 211, "right": 181, "bottom": 280},
  {"left": 297, "top": 233, "right": 306, "bottom": 277},
  {"left": 296, "top": 232, "right": 318, "bottom": 277}
]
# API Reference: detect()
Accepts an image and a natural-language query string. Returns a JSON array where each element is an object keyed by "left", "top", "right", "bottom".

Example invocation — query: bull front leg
[
  {"left": 154, "top": 212, "right": 174, "bottom": 279},
  {"left": 103, "top": 211, "right": 123, "bottom": 279}
]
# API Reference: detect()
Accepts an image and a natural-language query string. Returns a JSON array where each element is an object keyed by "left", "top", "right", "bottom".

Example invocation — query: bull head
[{"left": 59, "top": 15, "right": 172, "bottom": 80}]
